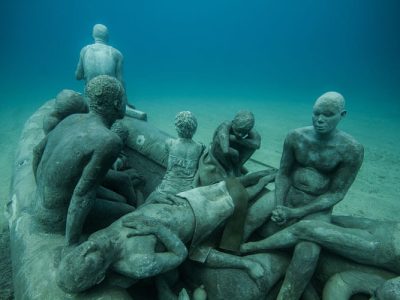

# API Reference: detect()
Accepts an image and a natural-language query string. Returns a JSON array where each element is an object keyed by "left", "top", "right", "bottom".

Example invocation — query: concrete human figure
[
  {"left": 322, "top": 270, "right": 391, "bottom": 300},
  {"left": 75, "top": 24, "right": 124, "bottom": 87},
  {"left": 42, "top": 89, "right": 88, "bottom": 135},
  {"left": 32, "top": 75, "right": 128, "bottom": 246},
  {"left": 56, "top": 174, "right": 275, "bottom": 293},
  {"left": 146, "top": 111, "right": 204, "bottom": 203},
  {"left": 242, "top": 91, "right": 364, "bottom": 300},
  {"left": 242, "top": 216, "right": 400, "bottom": 274},
  {"left": 156, "top": 251, "right": 290, "bottom": 300},
  {"left": 75, "top": 23, "right": 147, "bottom": 120},
  {"left": 372, "top": 277, "right": 400, "bottom": 300},
  {"left": 197, "top": 110, "right": 261, "bottom": 186}
]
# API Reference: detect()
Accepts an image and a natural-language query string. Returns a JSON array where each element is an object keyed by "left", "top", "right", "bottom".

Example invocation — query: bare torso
[
  {"left": 34, "top": 113, "right": 121, "bottom": 229},
  {"left": 286, "top": 127, "right": 361, "bottom": 212}
]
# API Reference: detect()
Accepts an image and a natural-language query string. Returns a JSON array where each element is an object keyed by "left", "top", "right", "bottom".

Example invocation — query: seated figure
[
  {"left": 56, "top": 173, "right": 275, "bottom": 293},
  {"left": 146, "top": 111, "right": 204, "bottom": 203},
  {"left": 32, "top": 75, "right": 129, "bottom": 246},
  {"left": 243, "top": 91, "right": 364, "bottom": 300},
  {"left": 197, "top": 110, "right": 261, "bottom": 186}
]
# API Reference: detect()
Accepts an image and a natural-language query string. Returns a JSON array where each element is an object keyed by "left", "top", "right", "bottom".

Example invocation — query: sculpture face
[
  {"left": 312, "top": 100, "right": 343, "bottom": 135},
  {"left": 232, "top": 123, "right": 250, "bottom": 139},
  {"left": 57, "top": 241, "right": 108, "bottom": 293},
  {"left": 232, "top": 110, "right": 255, "bottom": 139}
]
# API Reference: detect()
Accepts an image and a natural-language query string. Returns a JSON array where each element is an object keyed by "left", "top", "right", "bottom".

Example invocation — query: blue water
[
  {"left": 1, "top": 0, "right": 399, "bottom": 106},
  {"left": 0, "top": 0, "right": 399, "bottom": 220}
]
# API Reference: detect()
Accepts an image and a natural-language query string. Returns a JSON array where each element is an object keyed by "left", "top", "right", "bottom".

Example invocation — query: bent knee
[{"left": 294, "top": 241, "right": 321, "bottom": 260}]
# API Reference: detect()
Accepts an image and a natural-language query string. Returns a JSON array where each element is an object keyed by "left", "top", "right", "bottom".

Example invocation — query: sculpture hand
[
  {"left": 271, "top": 205, "right": 293, "bottom": 225},
  {"left": 240, "top": 241, "right": 260, "bottom": 254},
  {"left": 178, "top": 288, "right": 190, "bottom": 300},
  {"left": 243, "top": 259, "right": 265, "bottom": 282},
  {"left": 229, "top": 134, "right": 237, "bottom": 142},
  {"left": 123, "top": 217, "right": 158, "bottom": 237}
]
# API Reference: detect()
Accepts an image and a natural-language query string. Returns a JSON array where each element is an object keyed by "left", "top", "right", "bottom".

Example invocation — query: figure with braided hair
[{"left": 145, "top": 111, "right": 204, "bottom": 204}]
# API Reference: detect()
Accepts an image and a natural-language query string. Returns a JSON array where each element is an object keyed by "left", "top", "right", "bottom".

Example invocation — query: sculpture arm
[
  {"left": 274, "top": 133, "right": 295, "bottom": 206},
  {"left": 204, "top": 248, "right": 264, "bottom": 281},
  {"left": 117, "top": 222, "right": 188, "bottom": 279},
  {"left": 230, "top": 129, "right": 261, "bottom": 150},
  {"left": 66, "top": 139, "right": 121, "bottom": 245},
  {"left": 290, "top": 143, "right": 364, "bottom": 219},
  {"left": 32, "top": 136, "right": 48, "bottom": 182},
  {"left": 115, "top": 51, "right": 124, "bottom": 84},
  {"left": 215, "top": 122, "right": 231, "bottom": 154},
  {"left": 75, "top": 47, "right": 86, "bottom": 80}
]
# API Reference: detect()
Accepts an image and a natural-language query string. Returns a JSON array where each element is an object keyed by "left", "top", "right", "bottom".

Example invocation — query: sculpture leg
[
  {"left": 243, "top": 191, "right": 275, "bottom": 241},
  {"left": 102, "top": 169, "right": 137, "bottom": 206},
  {"left": 277, "top": 241, "right": 320, "bottom": 300},
  {"left": 242, "top": 220, "right": 376, "bottom": 258}
]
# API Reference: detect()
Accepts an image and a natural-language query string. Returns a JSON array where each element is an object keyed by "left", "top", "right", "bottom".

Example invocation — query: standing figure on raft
[
  {"left": 146, "top": 111, "right": 204, "bottom": 203},
  {"left": 75, "top": 23, "right": 145, "bottom": 119},
  {"left": 75, "top": 24, "right": 124, "bottom": 89},
  {"left": 243, "top": 91, "right": 364, "bottom": 300}
]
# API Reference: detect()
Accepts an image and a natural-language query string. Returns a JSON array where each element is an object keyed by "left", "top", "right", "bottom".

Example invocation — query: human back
[
  {"left": 80, "top": 43, "right": 122, "bottom": 83},
  {"left": 34, "top": 112, "right": 122, "bottom": 230},
  {"left": 75, "top": 24, "right": 123, "bottom": 85}
]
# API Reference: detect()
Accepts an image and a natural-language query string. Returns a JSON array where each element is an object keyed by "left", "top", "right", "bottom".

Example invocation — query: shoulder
[
  {"left": 249, "top": 128, "right": 261, "bottom": 139},
  {"left": 111, "top": 47, "right": 123, "bottom": 58},
  {"left": 164, "top": 138, "right": 175, "bottom": 152},
  {"left": 337, "top": 131, "right": 364, "bottom": 159},
  {"left": 286, "top": 126, "right": 310, "bottom": 142},
  {"left": 95, "top": 130, "right": 123, "bottom": 153},
  {"left": 80, "top": 45, "right": 91, "bottom": 54},
  {"left": 216, "top": 121, "right": 231, "bottom": 133}
]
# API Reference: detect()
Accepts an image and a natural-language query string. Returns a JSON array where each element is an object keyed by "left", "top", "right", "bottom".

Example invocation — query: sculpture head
[
  {"left": 86, "top": 75, "right": 126, "bottom": 124},
  {"left": 232, "top": 110, "right": 255, "bottom": 139},
  {"left": 92, "top": 24, "right": 109, "bottom": 44},
  {"left": 312, "top": 91, "right": 346, "bottom": 136},
  {"left": 175, "top": 111, "right": 198, "bottom": 139},
  {"left": 372, "top": 277, "right": 400, "bottom": 300},
  {"left": 56, "top": 241, "right": 110, "bottom": 293},
  {"left": 55, "top": 89, "right": 88, "bottom": 117}
]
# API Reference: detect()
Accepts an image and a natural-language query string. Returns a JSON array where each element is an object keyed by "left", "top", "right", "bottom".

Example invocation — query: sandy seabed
[
  {"left": 0, "top": 89, "right": 399, "bottom": 298},
  {"left": 1, "top": 91, "right": 399, "bottom": 222}
]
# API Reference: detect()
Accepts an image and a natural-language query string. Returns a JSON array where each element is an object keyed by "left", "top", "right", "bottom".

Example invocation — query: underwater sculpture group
[{"left": 8, "top": 24, "right": 400, "bottom": 300}]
